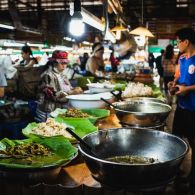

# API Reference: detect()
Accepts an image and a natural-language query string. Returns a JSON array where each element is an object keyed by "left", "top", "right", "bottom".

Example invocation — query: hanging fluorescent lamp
[
  {"left": 129, "top": 0, "right": 154, "bottom": 38},
  {"left": 81, "top": 8, "right": 116, "bottom": 43},
  {"left": 0, "top": 24, "right": 15, "bottom": 30},
  {"left": 69, "top": 0, "right": 85, "bottom": 37}
]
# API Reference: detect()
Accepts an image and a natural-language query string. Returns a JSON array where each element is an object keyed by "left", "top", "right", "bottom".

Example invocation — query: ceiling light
[
  {"left": 0, "top": 24, "right": 15, "bottom": 30},
  {"left": 81, "top": 8, "right": 116, "bottom": 43},
  {"left": 130, "top": 26, "right": 154, "bottom": 37},
  {"left": 111, "top": 21, "right": 127, "bottom": 40},
  {"left": 27, "top": 43, "right": 45, "bottom": 48},
  {"left": 64, "top": 37, "right": 73, "bottom": 41},
  {"left": 3, "top": 42, "right": 24, "bottom": 47},
  {"left": 129, "top": 0, "right": 154, "bottom": 38},
  {"left": 69, "top": 0, "right": 85, "bottom": 37}
]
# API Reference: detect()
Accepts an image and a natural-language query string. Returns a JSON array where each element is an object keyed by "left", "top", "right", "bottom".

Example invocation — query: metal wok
[
  {"left": 112, "top": 100, "right": 172, "bottom": 127},
  {"left": 78, "top": 128, "right": 188, "bottom": 189}
]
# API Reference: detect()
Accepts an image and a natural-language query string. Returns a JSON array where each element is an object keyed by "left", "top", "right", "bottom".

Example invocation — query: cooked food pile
[
  {"left": 32, "top": 118, "right": 72, "bottom": 138},
  {"left": 88, "top": 81, "right": 115, "bottom": 89},
  {"left": 0, "top": 143, "right": 51, "bottom": 159},
  {"left": 59, "top": 108, "right": 90, "bottom": 118},
  {"left": 122, "top": 82, "right": 153, "bottom": 98},
  {"left": 106, "top": 155, "right": 157, "bottom": 164}
]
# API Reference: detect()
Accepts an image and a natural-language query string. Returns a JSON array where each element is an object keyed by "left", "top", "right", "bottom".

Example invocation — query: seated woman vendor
[
  {"left": 86, "top": 42, "right": 105, "bottom": 76},
  {"left": 36, "top": 50, "right": 82, "bottom": 121}
]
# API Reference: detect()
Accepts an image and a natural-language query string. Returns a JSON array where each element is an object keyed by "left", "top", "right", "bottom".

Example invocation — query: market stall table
[{"left": 0, "top": 112, "right": 191, "bottom": 195}]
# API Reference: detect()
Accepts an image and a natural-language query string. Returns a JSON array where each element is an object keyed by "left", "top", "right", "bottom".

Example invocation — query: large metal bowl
[
  {"left": 124, "top": 97, "right": 166, "bottom": 103},
  {"left": 113, "top": 100, "right": 172, "bottom": 127},
  {"left": 78, "top": 128, "right": 188, "bottom": 190}
]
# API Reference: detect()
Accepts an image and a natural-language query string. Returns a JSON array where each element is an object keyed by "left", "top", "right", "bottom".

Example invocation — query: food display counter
[
  {"left": 0, "top": 113, "right": 188, "bottom": 195},
  {"left": 0, "top": 157, "right": 172, "bottom": 195}
]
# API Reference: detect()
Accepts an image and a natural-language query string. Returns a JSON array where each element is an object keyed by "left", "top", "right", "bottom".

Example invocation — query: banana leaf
[
  {"left": 50, "top": 108, "right": 67, "bottom": 118},
  {"left": 22, "top": 120, "right": 75, "bottom": 140},
  {"left": 55, "top": 117, "right": 98, "bottom": 139},
  {"left": 113, "top": 83, "right": 127, "bottom": 91},
  {"left": 50, "top": 108, "right": 110, "bottom": 124},
  {"left": 0, "top": 136, "right": 77, "bottom": 169},
  {"left": 146, "top": 83, "right": 166, "bottom": 101},
  {"left": 81, "top": 109, "right": 110, "bottom": 124},
  {"left": 22, "top": 117, "right": 98, "bottom": 142}
]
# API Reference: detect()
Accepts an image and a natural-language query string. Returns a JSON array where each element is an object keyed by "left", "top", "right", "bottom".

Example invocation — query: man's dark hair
[
  {"left": 175, "top": 28, "right": 195, "bottom": 45},
  {"left": 21, "top": 45, "right": 32, "bottom": 55}
]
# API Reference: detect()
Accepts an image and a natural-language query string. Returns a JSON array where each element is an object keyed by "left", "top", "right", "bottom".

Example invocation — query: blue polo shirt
[{"left": 178, "top": 55, "right": 195, "bottom": 111}]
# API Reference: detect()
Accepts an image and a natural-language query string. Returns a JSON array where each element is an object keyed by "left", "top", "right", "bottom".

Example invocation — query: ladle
[
  {"left": 66, "top": 128, "right": 98, "bottom": 158},
  {"left": 100, "top": 97, "right": 117, "bottom": 109},
  {"left": 110, "top": 90, "right": 123, "bottom": 101}
]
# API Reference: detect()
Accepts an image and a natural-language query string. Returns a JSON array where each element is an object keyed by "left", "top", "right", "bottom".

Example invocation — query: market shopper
[
  {"left": 16, "top": 45, "right": 38, "bottom": 67},
  {"left": 36, "top": 50, "right": 82, "bottom": 121},
  {"left": 86, "top": 42, "right": 104, "bottom": 76},
  {"left": 148, "top": 52, "right": 155, "bottom": 71},
  {"left": 155, "top": 49, "right": 164, "bottom": 90},
  {"left": 162, "top": 44, "right": 176, "bottom": 93},
  {"left": 0, "top": 66, "right": 7, "bottom": 97},
  {"left": 168, "top": 28, "right": 195, "bottom": 187}
]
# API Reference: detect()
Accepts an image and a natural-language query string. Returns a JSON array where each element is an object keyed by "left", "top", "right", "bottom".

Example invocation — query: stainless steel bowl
[
  {"left": 113, "top": 100, "right": 172, "bottom": 127},
  {"left": 124, "top": 97, "right": 166, "bottom": 103},
  {"left": 79, "top": 128, "right": 188, "bottom": 189}
]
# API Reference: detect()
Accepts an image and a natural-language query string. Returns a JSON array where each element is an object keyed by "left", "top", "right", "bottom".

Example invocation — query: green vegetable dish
[
  {"left": 0, "top": 136, "right": 77, "bottom": 169},
  {"left": 106, "top": 155, "right": 158, "bottom": 165}
]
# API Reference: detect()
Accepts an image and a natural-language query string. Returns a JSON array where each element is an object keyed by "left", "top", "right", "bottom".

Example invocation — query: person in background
[
  {"left": 148, "top": 52, "right": 155, "bottom": 71},
  {"left": 162, "top": 44, "right": 176, "bottom": 93},
  {"left": 17, "top": 45, "right": 38, "bottom": 67},
  {"left": 155, "top": 49, "right": 164, "bottom": 90},
  {"left": 79, "top": 52, "right": 89, "bottom": 71},
  {"left": 0, "top": 66, "right": 7, "bottom": 97},
  {"left": 86, "top": 42, "right": 104, "bottom": 76},
  {"left": 109, "top": 48, "right": 119, "bottom": 72},
  {"left": 36, "top": 50, "right": 82, "bottom": 122},
  {"left": 168, "top": 28, "right": 195, "bottom": 190}
]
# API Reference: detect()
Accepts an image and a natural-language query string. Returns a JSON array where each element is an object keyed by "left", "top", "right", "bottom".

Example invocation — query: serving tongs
[
  {"left": 100, "top": 97, "right": 117, "bottom": 109},
  {"left": 66, "top": 128, "right": 99, "bottom": 158}
]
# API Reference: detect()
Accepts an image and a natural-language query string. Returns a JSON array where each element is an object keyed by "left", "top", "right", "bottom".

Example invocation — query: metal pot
[
  {"left": 113, "top": 100, "right": 172, "bottom": 127},
  {"left": 78, "top": 128, "right": 188, "bottom": 190},
  {"left": 124, "top": 97, "right": 166, "bottom": 103}
]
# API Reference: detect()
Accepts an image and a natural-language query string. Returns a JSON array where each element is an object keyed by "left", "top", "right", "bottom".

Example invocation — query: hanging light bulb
[
  {"left": 111, "top": 17, "right": 127, "bottom": 40},
  {"left": 129, "top": 0, "right": 154, "bottom": 37},
  {"left": 69, "top": 0, "right": 85, "bottom": 37}
]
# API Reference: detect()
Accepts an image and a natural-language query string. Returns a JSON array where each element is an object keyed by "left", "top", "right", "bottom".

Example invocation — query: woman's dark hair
[
  {"left": 164, "top": 44, "right": 174, "bottom": 59},
  {"left": 45, "top": 60, "right": 58, "bottom": 69},
  {"left": 21, "top": 45, "right": 33, "bottom": 55},
  {"left": 92, "top": 42, "right": 103, "bottom": 52},
  {"left": 175, "top": 28, "right": 195, "bottom": 45}
]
